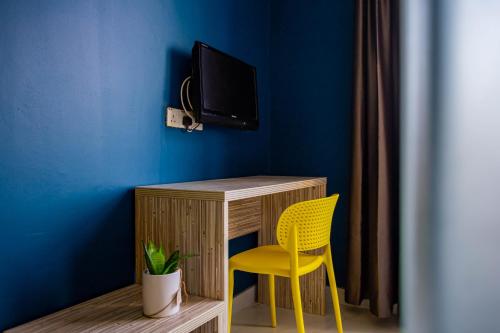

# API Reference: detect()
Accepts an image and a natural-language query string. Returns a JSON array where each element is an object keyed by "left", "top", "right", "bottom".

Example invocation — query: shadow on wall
[
  {"left": 166, "top": 48, "right": 192, "bottom": 108},
  {"left": 3, "top": 189, "right": 135, "bottom": 330},
  {"left": 71, "top": 190, "right": 135, "bottom": 305}
]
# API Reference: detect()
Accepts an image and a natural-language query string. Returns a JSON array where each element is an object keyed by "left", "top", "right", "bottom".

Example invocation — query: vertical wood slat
[
  {"left": 257, "top": 184, "right": 327, "bottom": 315},
  {"left": 135, "top": 196, "right": 228, "bottom": 333}
]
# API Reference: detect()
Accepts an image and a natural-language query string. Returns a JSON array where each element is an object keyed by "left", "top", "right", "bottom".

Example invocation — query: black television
[{"left": 190, "top": 41, "right": 259, "bottom": 130}]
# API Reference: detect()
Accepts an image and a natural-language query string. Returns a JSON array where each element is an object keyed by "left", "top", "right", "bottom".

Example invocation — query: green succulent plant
[{"left": 143, "top": 240, "right": 195, "bottom": 275}]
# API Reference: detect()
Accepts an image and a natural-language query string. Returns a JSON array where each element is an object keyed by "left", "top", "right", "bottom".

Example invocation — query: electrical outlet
[{"left": 165, "top": 107, "right": 203, "bottom": 131}]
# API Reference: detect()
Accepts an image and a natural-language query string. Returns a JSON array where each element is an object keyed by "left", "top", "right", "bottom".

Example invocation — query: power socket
[{"left": 165, "top": 107, "right": 203, "bottom": 131}]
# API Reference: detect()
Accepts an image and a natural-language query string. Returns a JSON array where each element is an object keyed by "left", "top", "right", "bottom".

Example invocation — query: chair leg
[
  {"left": 268, "top": 274, "right": 277, "bottom": 327},
  {"left": 290, "top": 273, "right": 305, "bottom": 333},
  {"left": 228, "top": 268, "right": 235, "bottom": 333},
  {"left": 325, "top": 250, "right": 343, "bottom": 333}
]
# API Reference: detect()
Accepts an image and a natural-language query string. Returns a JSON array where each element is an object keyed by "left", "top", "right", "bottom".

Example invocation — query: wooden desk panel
[
  {"left": 135, "top": 176, "right": 328, "bottom": 333},
  {"left": 135, "top": 196, "right": 227, "bottom": 332},
  {"left": 228, "top": 197, "right": 262, "bottom": 240},
  {"left": 258, "top": 184, "right": 327, "bottom": 315}
]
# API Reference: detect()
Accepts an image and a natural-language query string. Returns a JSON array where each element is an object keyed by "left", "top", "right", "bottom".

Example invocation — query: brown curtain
[{"left": 345, "top": 0, "right": 399, "bottom": 318}]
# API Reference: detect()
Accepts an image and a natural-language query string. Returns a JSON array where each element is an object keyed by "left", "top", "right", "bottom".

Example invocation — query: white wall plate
[{"left": 165, "top": 107, "right": 203, "bottom": 131}]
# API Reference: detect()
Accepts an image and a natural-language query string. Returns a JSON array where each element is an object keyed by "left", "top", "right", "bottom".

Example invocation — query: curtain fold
[{"left": 346, "top": 0, "right": 399, "bottom": 318}]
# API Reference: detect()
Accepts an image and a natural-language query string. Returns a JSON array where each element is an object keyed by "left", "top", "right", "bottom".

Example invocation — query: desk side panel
[
  {"left": 135, "top": 194, "right": 227, "bottom": 332},
  {"left": 258, "top": 184, "right": 327, "bottom": 315}
]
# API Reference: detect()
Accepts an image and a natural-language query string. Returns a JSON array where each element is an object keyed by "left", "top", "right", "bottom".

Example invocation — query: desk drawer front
[{"left": 228, "top": 197, "right": 262, "bottom": 239}]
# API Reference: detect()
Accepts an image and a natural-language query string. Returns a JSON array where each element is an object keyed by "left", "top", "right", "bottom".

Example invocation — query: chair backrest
[{"left": 276, "top": 194, "right": 339, "bottom": 252}]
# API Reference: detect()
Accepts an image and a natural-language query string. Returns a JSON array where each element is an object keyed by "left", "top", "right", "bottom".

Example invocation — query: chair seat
[{"left": 229, "top": 245, "right": 324, "bottom": 277}]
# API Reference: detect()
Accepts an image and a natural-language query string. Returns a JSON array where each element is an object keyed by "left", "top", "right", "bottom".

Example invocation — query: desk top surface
[{"left": 136, "top": 176, "right": 327, "bottom": 201}]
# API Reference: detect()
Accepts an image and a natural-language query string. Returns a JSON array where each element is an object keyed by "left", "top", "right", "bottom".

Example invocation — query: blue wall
[
  {"left": 269, "top": 0, "right": 355, "bottom": 286},
  {"left": 0, "top": 0, "right": 356, "bottom": 329},
  {"left": 0, "top": 0, "right": 270, "bottom": 329}
]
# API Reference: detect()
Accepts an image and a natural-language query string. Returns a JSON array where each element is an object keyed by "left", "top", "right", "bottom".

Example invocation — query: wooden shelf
[{"left": 6, "top": 285, "right": 225, "bottom": 333}]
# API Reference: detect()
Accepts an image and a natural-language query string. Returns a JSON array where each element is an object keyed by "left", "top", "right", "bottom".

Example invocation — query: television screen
[{"left": 191, "top": 41, "right": 259, "bottom": 130}]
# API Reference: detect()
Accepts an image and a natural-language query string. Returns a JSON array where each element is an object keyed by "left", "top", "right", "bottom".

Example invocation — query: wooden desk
[
  {"left": 135, "top": 176, "right": 327, "bottom": 332},
  {"left": 7, "top": 176, "right": 327, "bottom": 333}
]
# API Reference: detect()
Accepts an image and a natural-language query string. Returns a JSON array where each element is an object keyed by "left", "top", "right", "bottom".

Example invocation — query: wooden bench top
[{"left": 6, "top": 285, "right": 224, "bottom": 333}]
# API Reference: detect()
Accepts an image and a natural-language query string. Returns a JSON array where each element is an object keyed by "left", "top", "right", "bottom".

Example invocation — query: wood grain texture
[
  {"left": 5, "top": 285, "right": 225, "bottom": 333},
  {"left": 228, "top": 197, "right": 262, "bottom": 240},
  {"left": 257, "top": 184, "right": 327, "bottom": 315},
  {"left": 8, "top": 177, "right": 328, "bottom": 333},
  {"left": 136, "top": 176, "right": 326, "bottom": 201},
  {"left": 135, "top": 176, "right": 327, "bottom": 331},
  {"left": 135, "top": 196, "right": 228, "bottom": 332},
  {"left": 135, "top": 197, "right": 226, "bottom": 299}
]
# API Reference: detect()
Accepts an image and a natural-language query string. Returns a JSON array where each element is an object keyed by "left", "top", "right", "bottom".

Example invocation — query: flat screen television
[{"left": 190, "top": 41, "right": 259, "bottom": 130}]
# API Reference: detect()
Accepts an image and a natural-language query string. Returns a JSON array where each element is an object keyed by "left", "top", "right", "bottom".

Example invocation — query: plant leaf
[
  {"left": 147, "top": 240, "right": 155, "bottom": 254},
  {"left": 145, "top": 242, "right": 197, "bottom": 275},
  {"left": 150, "top": 248, "right": 166, "bottom": 275},
  {"left": 162, "top": 253, "right": 198, "bottom": 274},
  {"left": 164, "top": 250, "right": 179, "bottom": 270},
  {"left": 143, "top": 240, "right": 166, "bottom": 275},
  {"left": 162, "top": 261, "right": 177, "bottom": 274},
  {"left": 143, "top": 241, "right": 156, "bottom": 275}
]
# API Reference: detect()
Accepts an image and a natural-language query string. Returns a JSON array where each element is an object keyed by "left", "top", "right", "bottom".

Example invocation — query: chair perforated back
[{"left": 276, "top": 195, "right": 339, "bottom": 252}]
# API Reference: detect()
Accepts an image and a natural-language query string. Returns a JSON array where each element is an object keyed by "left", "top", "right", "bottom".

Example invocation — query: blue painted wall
[
  {"left": 269, "top": 0, "right": 355, "bottom": 287},
  {"left": 0, "top": 0, "right": 270, "bottom": 330},
  {"left": 0, "top": 0, "right": 356, "bottom": 329}
]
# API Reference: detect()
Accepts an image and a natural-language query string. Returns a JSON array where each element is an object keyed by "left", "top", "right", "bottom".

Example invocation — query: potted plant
[{"left": 142, "top": 241, "right": 193, "bottom": 318}]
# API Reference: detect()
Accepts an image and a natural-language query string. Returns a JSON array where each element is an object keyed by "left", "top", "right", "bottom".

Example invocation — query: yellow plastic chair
[{"left": 228, "top": 195, "right": 343, "bottom": 333}]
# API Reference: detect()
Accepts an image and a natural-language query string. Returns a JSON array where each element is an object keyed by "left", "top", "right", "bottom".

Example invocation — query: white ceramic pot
[{"left": 142, "top": 269, "right": 181, "bottom": 318}]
